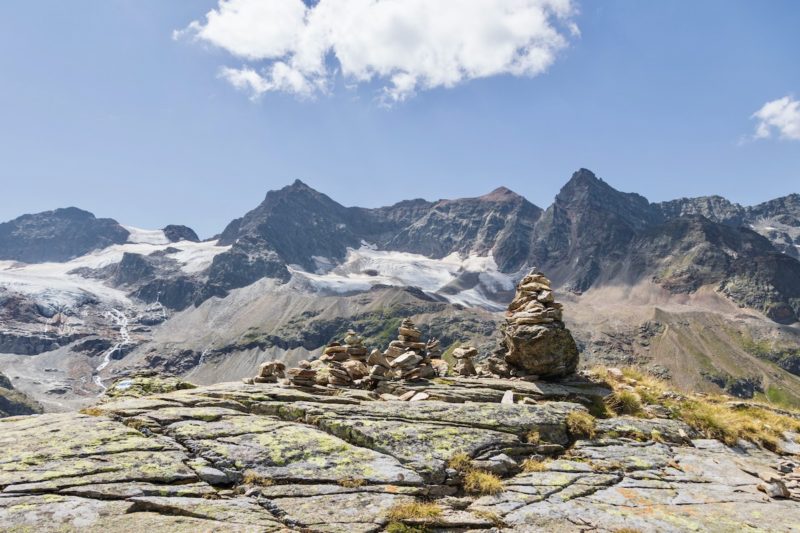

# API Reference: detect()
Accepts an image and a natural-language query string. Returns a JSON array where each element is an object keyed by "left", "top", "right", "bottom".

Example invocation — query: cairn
[
  {"left": 367, "top": 318, "right": 437, "bottom": 381},
  {"left": 316, "top": 329, "right": 371, "bottom": 387},
  {"left": 452, "top": 346, "right": 477, "bottom": 376},
  {"left": 286, "top": 361, "right": 317, "bottom": 388},
  {"left": 242, "top": 361, "right": 285, "bottom": 384},
  {"left": 490, "top": 270, "right": 579, "bottom": 378}
]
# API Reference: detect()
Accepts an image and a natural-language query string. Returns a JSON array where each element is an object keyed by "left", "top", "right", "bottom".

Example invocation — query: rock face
[
  {"left": 162, "top": 224, "right": 199, "bottom": 243},
  {"left": 0, "top": 207, "right": 130, "bottom": 263},
  {"left": 498, "top": 271, "right": 579, "bottom": 378},
  {"left": 0, "top": 371, "right": 42, "bottom": 417},
  {"left": 1, "top": 378, "right": 799, "bottom": 532}
]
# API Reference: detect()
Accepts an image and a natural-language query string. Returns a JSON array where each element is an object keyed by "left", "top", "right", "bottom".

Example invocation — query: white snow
[
  {"left": 289, "top": 245, "right": 516, "bottom": 310},
  {"left": 0, "top": 235, "right": 230, "bottom": 309},
  {"left": 122, "top": 226, "right": 171, "bottom": 245}
]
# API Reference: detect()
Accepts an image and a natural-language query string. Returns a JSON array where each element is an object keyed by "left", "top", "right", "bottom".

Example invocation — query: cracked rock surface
[{"left": 1, "top": 378, "right": 799, "bottom": 532}]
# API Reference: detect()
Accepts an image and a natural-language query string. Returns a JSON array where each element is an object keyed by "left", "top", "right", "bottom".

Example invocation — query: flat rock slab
[
  {"left": 277, "top": 399, "right": 582, "bottom": 444},
  {"left": 316, "top": 416, "right": 523, "bottom": 482},
  {"left": 127, "top": 496, "right": 284, "bottom": 530},
  {"left": 0, "top": 494, "right": 282, "bottom": 532},
  {"left": 179, "top": 416, "right": 423, "bottom": 485},
  {"left": 2, "top": 380, "right": 799, "bottom": 532},
  {"left": 267, "top": 491, "right": 415, "bottom": 531},
  {"left": 0, "top": 413, "right": 179, "bottom": 466}
]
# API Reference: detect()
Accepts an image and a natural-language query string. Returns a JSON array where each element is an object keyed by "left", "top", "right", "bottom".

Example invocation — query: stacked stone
[
  {"left": 368, "top": 318, "right": 436, "bottom": 381},
  {"left": 493, "top": 270, "right": 579, "bottom": 379},
  {"left": 452, "top": 346, "right": 477, "bottom": 376},
  {"left": 319, "top": 329, "right": 370, "bottom": 387},
  {"left": 242, "top": 361, "right": 285, "bottom": 384},
  {"left": 286, "top": 361, "right": 317, "bottom": 388}
]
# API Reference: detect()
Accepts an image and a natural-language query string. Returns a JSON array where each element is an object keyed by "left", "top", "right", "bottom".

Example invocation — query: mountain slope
[
  {"left": 1, "top": 169, "right": 799, "bottom": 413},
  {"left": 0, "top": 207, "right": 130, "bottom": 263}
]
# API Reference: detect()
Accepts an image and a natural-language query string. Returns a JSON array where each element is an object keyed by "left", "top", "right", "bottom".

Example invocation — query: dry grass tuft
[
  {"left": 464, "top": 470, "right": 504, "bottom": 495},
  {"left": 385, "top": 501, "right": 443, "bottom": 522},
  {"left": 590, "top": 365, "right": 800, "bottom": 451},
  {"left": 447, "top": 452, "right": 473, "bottom": 473},
  {"left": 608, "top": 390, "right": 644, "bottom": 416},
  {"left": 677, "top": 400, "right": 800, "bottom": 451},
  {"left": 79, "top": 407, "right": 104, "bottom": 417},
  {"left": 242, "top": 470, "right": 274, "bottom": 486},
  {"left": 521, "top": 458, "right": 550, "bottom": 472},
  {"left": 526, "top": 430, "right": 541, "bottom": 444},
  {"left": 566, "top": 411, "right": 597, "bottom": 439}
]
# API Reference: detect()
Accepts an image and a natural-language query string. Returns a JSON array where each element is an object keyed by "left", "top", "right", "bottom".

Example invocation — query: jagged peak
[{"left": 478, "top": 186, "right": 521, "bottom": 202}]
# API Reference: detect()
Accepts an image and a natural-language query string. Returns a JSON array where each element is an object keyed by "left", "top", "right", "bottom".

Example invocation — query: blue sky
[{"left": 0, "top": 0, "right": 798, "bottom": 238}]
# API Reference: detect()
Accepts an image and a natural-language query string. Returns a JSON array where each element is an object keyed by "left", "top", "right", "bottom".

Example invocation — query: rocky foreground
[{"left": 2, "top": 375, "right": 800, "bottom": 532}]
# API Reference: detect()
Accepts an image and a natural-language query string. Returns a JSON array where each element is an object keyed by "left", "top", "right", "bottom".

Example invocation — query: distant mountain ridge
[
  {"left": 2, "top": 169, "right": 799, "bottom": 323},
  {"left": 2, "top": 168, "right": 800, "bottom": 414}
]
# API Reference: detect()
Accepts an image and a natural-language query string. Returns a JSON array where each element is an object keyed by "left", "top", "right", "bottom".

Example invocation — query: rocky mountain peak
[
  {"left": 0, "top": 207, "right": 130, "bottom": 263},
  {"left": 478, "top": 186, "right": 520, "bottom": 202}
]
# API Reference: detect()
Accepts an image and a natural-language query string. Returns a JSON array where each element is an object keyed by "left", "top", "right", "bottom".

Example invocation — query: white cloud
[
  {"left": 176, "top": 0, "right": 579, "bottom": 103},
  {"left": 751, "top": 95, "right": 800, "bottom": 141}
]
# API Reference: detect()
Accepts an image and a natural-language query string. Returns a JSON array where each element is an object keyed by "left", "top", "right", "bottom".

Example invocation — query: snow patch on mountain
[
  {"left": 122, "top": 226, "right": 171, "bottom": 245},
  {"left": 289, "top": 245, "right": 516, "bottom": 310},
  {"left": 0, "top": 238, "right": 231, "bottom": 308}
]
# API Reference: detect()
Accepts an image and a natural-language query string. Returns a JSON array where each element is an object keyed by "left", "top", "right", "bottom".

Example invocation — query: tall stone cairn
[{"left": 499, "top": 270, "right": 579, "bottom": 378}]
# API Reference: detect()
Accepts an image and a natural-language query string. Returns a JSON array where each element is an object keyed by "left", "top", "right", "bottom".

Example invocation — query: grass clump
[
  {"left": 79, "top": 406, "right": 104, "bottom": 417},
  {"left": 608, "top": 390, "right": 644, "bottom": 416},
  {"left": 521, "top": 458, "right": 550, "bottom": 472},
  {"left": 464, "top": 470, "right": 504, "bottom": 495},
  {"left": 566, "top": 411, "right": 597, "bottom": 439},
  {"left": 525, "top": 430, "right": 540, "bottom": 444},
  {"left": 386, "top": 501, "right": 442, "bottom": 522},
  {"left": 241, "top": 470, "right": 273, "bottom": 486},
  {"left": 677, "top": 400, "right": 800, "bottom": 451},
  {"left": 592, "top": 365, "right": 800, "bottom": 450},
  {"left": 447, "top": 452, "right": 473, "bottom": 473}
]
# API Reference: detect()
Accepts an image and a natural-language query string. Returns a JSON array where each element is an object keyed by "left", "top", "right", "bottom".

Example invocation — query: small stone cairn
[
  {"left": 484, "top": 269, "right": 579, "bottom": 379},
  {"left": 452, "top": 346, "right": 477, "bottom": 376},
  {"left": 368, "top": 318, "right": 438, "bottom": 382},
  {"left": 242, "top": 361, "right": 285, "bottom": 384},
  {"left": 286, "top": 361, "right": 318, "bottom": 388},
  {"left": 319, "top": 330, "right": 370, "bottom": 387}
]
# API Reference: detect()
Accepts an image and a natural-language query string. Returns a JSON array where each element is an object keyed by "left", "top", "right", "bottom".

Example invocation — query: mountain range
[{"left": 1, "top": 168, "right": 799, "bottom": 413}]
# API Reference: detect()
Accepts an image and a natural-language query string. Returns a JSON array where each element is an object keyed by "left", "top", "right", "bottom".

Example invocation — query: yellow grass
[
  {"left": 464, "top": 470, "right": 504, "bottom": 495},
  {"left": 447, "top": 452, "right": 473, "bottom": 472},
  {"left": 521, "top": 458, "right": 550, "bottom": 472},
  {"left": 566, "top": 411, "right": 597, "bottom": 439},
  {"left": 385, "top": 501, "right": 443, "bottom": 522}
]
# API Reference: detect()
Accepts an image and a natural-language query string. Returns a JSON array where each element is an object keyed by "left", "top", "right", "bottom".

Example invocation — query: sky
[{"left": 0, "top": 0, "right": 798, "bottom": 238}]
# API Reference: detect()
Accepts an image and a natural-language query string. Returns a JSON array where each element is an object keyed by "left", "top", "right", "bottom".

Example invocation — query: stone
[
  {"left": 2, "top": 378, "right": 797, "bottom": 532},
  {"left": 193, "top": 466, "right": 231, "bottom": 486},
  {"left": 398, "top": 390, "right": 416, "bottom": 401},
  {"left": 758, "top": 480, "right": 791, "bottom": 499},
  {"left": 501, "top": 390, "right": 515, "bottom": 404},
  {"left": 498, "top": 269, "right": 579, "bottom": 378}
]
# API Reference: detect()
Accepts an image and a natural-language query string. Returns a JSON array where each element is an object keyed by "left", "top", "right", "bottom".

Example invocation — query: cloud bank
[
  {"left": 752, "top": 96, "right": 800, "bottom": 141},
  {"left": 176, "top": 0, "right": 579, "bottom": 102}
]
